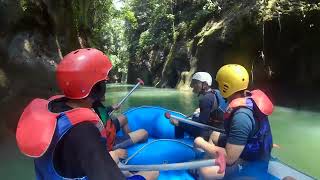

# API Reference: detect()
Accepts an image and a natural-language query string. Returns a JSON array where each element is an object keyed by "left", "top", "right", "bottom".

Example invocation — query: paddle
[
  {"left": 165, "top": 113, "right": 281, "bottom": 151},
  {"left": 164, "top": 112, "right": 225, "bottom": 133},
  {"left": 108, "top": 78, "right": 144, "bottom": 116},
  {"left": 118, "top": 149, "right": 226, "bottom": 173}
]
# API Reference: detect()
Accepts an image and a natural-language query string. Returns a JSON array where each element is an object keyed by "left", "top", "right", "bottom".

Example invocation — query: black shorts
[
  {"left": 115, "top": 134, "right": 131, "bottom": 145},
  {"left": 179, "top": 117, "right": 213, "bottom": 141},
  {"left": 217, "top": 133, "right": 227, "bottom": 147}
]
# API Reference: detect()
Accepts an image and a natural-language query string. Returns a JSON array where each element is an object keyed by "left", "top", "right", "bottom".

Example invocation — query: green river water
[{"left": 0, "top": 84, "right": 319, "bottom": 179}]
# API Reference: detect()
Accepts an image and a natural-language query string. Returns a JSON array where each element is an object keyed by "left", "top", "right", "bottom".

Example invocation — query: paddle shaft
[
  {"left": 167, "top": 113, "right": 225, "bottom": 133},
  {"left": 109, "top": 78, "right": 144, "bottom": 116},
  {"left": 118, "top": 159, "right": 216, "bottom": 171}
]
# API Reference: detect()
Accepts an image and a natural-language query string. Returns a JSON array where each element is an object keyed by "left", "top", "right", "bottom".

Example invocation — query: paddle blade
[{"left": 137, "top": 78, "right": 144, "bottom": 85}]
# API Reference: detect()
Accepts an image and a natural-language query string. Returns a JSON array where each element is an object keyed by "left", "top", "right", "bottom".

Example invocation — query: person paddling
[
  {"left": 170, "top": 72, "right": 228, "bottom": 140},
  {"left": 16, "top": 48, "right": 158, "bottom": 180},
  {"left": 194, "top": 64, "right": 274, "bottom": 179}
]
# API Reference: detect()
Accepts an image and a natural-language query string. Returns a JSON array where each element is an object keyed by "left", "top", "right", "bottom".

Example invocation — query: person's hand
[
  {"left": 169, "top": 118, "right": 179, "bottom": 126},
  {"left": 114, "top": 148, "right": 128, "bottom": 160},
  {"left": 112, "top": 104, "right": 121, "bottom": 111},
  {"left": 192, "top": 108, "right": 200, "bottom": 117}
]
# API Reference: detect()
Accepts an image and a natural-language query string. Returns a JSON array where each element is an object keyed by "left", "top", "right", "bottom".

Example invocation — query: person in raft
[
  {"left": 194, "top": 64, "right": 274, "bottom": 179},
  {"left": 15, "top": 48, "right": 158, "bottom": 180},
  {"left": 91, "top": 97, "right": 148, "bottom": 151},
  {"left": 170, "top": 72, "right": 228, "bottom": 139}
]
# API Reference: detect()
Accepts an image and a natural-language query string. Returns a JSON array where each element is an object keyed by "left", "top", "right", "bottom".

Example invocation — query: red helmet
[{"left": 56, "top": 48, "right": 112, "bottom": 99}]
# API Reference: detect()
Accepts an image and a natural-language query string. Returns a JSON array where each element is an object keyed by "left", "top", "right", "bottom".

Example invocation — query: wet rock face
[
  {"left": 8, "top": 32, "right": 58, "bottom": 69},
  {"left": 132, "top": 1, "right": 320, "bottom": 96},
  {"left": 0, "top": 0, "right": 91, "bottom": 137},
  {"left": 0, "top": 30, "right": 59, "bottom": 137},
  {"left": 0, "top": 0, "right": 61, "bottom": 137}
]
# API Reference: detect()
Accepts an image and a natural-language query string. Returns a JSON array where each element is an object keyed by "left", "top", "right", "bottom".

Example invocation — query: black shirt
[
  {"left": 176, "top": 91, "right": 218, "bottom": 139},
  {"left": 49, "top": 98, "right": 125, "bottom": 180}
]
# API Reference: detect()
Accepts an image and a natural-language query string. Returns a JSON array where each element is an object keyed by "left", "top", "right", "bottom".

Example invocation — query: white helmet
[{"left": 192, "top": 72, "right": 212, "bottom": 86}]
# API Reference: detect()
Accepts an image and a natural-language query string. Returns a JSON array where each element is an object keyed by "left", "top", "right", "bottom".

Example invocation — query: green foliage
[
  {"left": 203, "top": 0, "right": 220, "bottom": 12},
  {"left": 123, "top": 9, "right": 138, "bottom": 29},
  {"left": 89, "top": 0, "right": 113, "bottom": 45},
  {"left": 258, "top": 0, "right": 320, "bottom": 22},
  {"left": 85, "top": 0, "right": 224, "bottom": 81},
  {"left": 59, "top": 0, "right": 320, "bottom": 86},
  {"left": 122, "top": 0, "right": 174, "bottom": 60},
  {"left": 138, "top": 30, "right": 152, "bottom": 51},
  {"left": 89, "top": 0, "right": 129, "bottom": 76},
  {"left": 20, "top": 0, "right": 28, "bottom": 11}
]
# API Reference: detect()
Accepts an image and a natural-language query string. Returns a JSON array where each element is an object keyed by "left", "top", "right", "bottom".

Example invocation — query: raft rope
[
  {"left": 119, "top": 139, "right": 217, "bottom": 171},
  {"left": 124, "top": 139, "right": 195, "bottom": 165}
]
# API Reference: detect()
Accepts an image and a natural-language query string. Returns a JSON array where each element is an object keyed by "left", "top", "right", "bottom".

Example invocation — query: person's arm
[
  {"left": 224, "top": 144, "right": 245, "bottom": 165},
  {"left": 194, "top": 137, "right": 226, "bottom": 156},
  {"left": 109, "top": 151, "right": 120, "bottom": 163},
  {"left": 194, "top": 137, "right": 225, "bottom": 179},
  {"left": 195, "top": 137, "right": 245, "bottom": 166},
  {"left": 224, "top": 112, "right": 253, "bottom": 165},
  {"left": 198, "top": 96, "right": 214, "bottom": 124},
  {"left": 195, "top": 112, "right": 252, "bottom": 166},
  {"left": 66, "top": 122, "right": 126, "bottom": 180}
]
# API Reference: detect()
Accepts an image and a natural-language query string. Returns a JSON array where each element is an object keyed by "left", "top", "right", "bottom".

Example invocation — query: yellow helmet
[{"left": 215, "top": 64, "right": 249, "bottom": 98}]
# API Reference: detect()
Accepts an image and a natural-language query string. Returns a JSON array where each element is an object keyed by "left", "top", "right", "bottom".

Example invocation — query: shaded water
[{"left": 0, "top": 84, "right": 319, "bottom": 179}]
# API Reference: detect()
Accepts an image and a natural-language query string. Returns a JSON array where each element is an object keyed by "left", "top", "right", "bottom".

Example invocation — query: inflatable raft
[{"left": 117, "top": 106, "right": 315, "bottom": 180}]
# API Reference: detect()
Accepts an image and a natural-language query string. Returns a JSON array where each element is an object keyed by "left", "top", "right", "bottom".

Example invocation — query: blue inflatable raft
[{"left": 117, "top": 106, "right": 315, "bottom": 180}]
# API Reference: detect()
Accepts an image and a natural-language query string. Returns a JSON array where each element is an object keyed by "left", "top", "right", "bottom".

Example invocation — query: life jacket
[
  {"left": 93, "top": 103, "right": 117, "bottom": 151},
  {"left": 103, "top": 117, "right": 117, "bottom": 151},
  {"left": 213, "top": 89, "right": 228, "bottom": 112},
  {"left": 15, "top": 96, "right": 110, "bottom": 180},
  {"left": 224, "top": 90, "right": 274, "bottom": 161},
  {"left": 201, "top": 89, "right": 228, "bottom": 124}
]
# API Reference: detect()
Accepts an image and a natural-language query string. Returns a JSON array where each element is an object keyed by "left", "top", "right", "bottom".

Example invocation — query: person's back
[
  {"left": 203, "top": 89, "right": 227, "bottom": 128},
  {"left": 48, "top": 96, "right": 125, "bottom": 179},
  {"left": 222, "top": 105, "right": 272, "bottom": 179},
  {"left": 171, "top": 72, "right": 227, "bottom": 139},
  {"left": 194, "top": 64, "right": 274, "bottom": 179},
  {"left": 222, "top": 105, "right": 272, "bottom": 162},
  {"left": 16, "top": 48, "right": 158, "bottom": 180}
]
